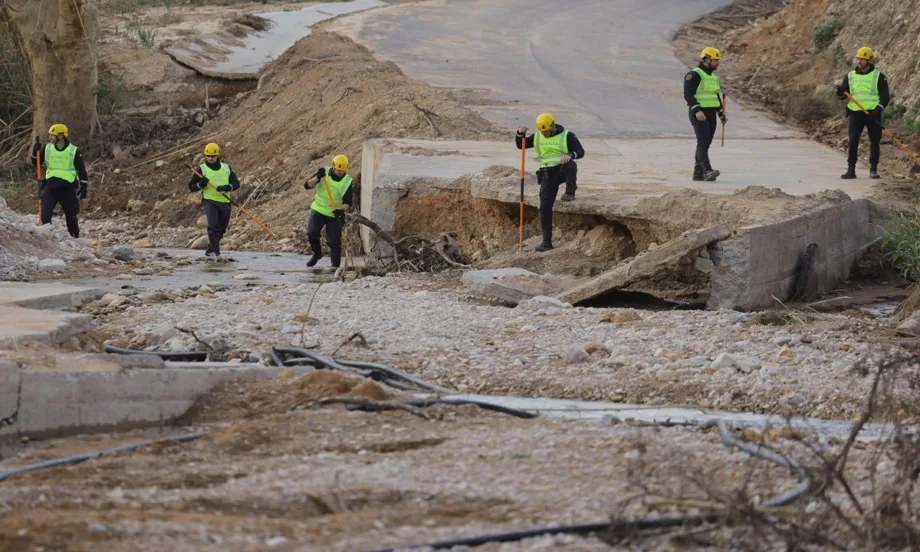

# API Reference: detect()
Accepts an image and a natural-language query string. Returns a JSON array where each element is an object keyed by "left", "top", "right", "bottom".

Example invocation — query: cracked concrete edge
[{"left": 0, "top": 364, "right": 312, "bottom": 440}]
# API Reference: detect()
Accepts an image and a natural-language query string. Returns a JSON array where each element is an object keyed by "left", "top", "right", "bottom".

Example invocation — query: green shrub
[
  {"left": 814, "top": 19, "right": 844, "bottom": 49},
  {"left": 877, "top": 214, "right": 920, "bottom": 281}
]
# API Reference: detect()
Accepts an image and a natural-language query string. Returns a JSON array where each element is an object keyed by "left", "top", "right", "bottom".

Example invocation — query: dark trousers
[
  {"left": 40, "top": 184, "right": 80, "bottom": 238},
  {"left": 306, "top": 210, "right": 342, "bottom": 267},
  {"left": 203, "top": 199, "right": 231, "bottom": 254},
  {"left": 847, "top": 110, "right": 882, "bottom": 168},
  {"left": 537, "top": 162, "right": 577, "bottom": 245},
  {"left": 689, "top": 109, "right": 719, "bottom": 172}
]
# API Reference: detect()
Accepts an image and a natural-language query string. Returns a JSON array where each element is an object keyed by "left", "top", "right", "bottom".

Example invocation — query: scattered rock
[
  {"left": 709, "top": 353, "right": 737, "bottom": 370},
  {"left": 112, "top": 245, "right": 137, "bottom": 261},
  {"left": 600, "top": 310, "right": 642, "bottom": 325},
  {"left": 233, "top": 273, "right": 261, "bottom": 281},
  {"left": 583, "top": 341, "right": 609, "bottom": 355},
  {"left": 735, "top": 356, "right": 762, "bottom": 374},
  {"left": 133, "top": 268, "right": 153, "bottom": 276},
  {"left": 896, "top": 312, "right": 920, "bottom": 336},
  {"left": 189, "top": 235, "right": 210, "bottom": 250},
  {"left": 38, "top": 258, "right": 66, "bottom": 271},
  {"left": 565, "top": 344, "right": 591, "bottom": 364},
  {"left": 132, "top": 239, "right": 154, "bottom": 248}
]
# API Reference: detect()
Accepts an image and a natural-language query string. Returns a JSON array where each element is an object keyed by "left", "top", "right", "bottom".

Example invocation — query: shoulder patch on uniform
[{"left": 686, "top": 73, "right": 693, "bottom": 81}]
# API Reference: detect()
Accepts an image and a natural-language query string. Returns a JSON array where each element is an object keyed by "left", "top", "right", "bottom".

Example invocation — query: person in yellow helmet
[
  {"left": 187, "top": 142, "right": 240, "bottom": 259},
  {"left": 515, "top": 113, "right": 585, "bottom": 252},
  {"left": 836, "top": 47, "right": 890, "bottom": 179},
  {"left": 302, "top": 154, "right": 354, "bottom": 268},
  {"left": 683, "top": 47, "right": 727, "bottom": 182},
  {"left": 30, "top": 124, "right": 89, "bottom": 238}
]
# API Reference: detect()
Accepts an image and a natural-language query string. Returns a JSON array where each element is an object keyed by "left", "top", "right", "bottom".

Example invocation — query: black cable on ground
[
  {"left": 0, "top": 432, "right": 208, "bottom": 483},
  {"left": 271, "top": 347, "right": 455, "bottom": 394},
  {"left": 346, "top": 399, "right": 536, "bottom": 419},
  {"left": 104, "top": 344, "right": 208, "bottom": 361},
  {"left": 363, "top": 514, "right": 718, "bottom": 552}
]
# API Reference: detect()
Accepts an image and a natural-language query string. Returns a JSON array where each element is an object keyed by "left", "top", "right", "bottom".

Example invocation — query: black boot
[
  {"left": 693, "top": 163, "right": 704, "bottom": 182},
  {"left": 330, "top": 250, "right": 341, "bottom": 268},
  {"left": 306, "top": 254, "right": 321, "bottom": 267},
  {"left": 869, "top": 166, "right": 880, "bottom": 179},
  {"left": 703, "top": 163, "right": 720, "bottom": 182},
  {"left": 535, "top": 242, "right": 553, "bottom": 252},
  {"left": 841, "top": 165, "right": 857, "bottom": 179}
]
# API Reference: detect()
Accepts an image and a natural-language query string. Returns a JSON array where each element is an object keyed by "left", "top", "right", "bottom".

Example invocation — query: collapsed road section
[{"left": 360, "top": 138, "right": 876, "bottom": 310}]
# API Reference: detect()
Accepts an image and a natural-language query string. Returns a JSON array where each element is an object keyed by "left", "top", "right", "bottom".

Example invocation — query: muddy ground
[{"left": 0, "top": 369, "right": 909, "bottom": 552}]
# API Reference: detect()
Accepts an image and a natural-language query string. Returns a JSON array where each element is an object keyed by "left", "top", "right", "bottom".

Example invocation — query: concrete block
[
  {"left": 0, "top": 362, "right": 21, "bottom": 421},
  {"left": 0, "top": 306, "right": 95, "bottom": 350},
  {"left": 79, "top": 400, "right": 162, "bottom": 428},
  {"left": 709, "top": 200, "right": 873, "bottom": 310},
  {"left": 159, "top": 400, "right": 197, "bottom": 421},
  {"left": 0, "top": 282, "right": 103, "bottom": 310}
]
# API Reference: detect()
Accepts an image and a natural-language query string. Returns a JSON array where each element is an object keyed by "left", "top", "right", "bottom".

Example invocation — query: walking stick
[
  {"left": 188, "top": 166, "right": 274, "bottom": 236},
  {"left": 844, "top": 91, "right": 920, "bottom": 168},
  {"left": 721, "top": 94, "right": 727, "bottom": 147},
  {"left": 35, "top": 143, "right": 42, "bottom": 225},
  {"left": 320, "top": 175, "right": 354, "bottom": 272},
  {"left": 519, "top": 137, "right": 525, "bottom": 253}
]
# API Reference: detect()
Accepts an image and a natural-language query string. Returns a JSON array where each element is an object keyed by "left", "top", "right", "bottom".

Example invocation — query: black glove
[
  {"left": 333, "top": 208, "right": 345, "bottom": 223},
  {"left": 872, "top": 105, "right": 884, "bottom": 120},
  {"left": 37, "top": 179, "right": 46, "bottom": 195},
  {"left": 216, "top": 184, "right": 233, "bottom": 192},
  {"left": 196, "top": 181, "right": 207, "bottom": 190},
  {"left": 78, "top": 181, "right": 88, "bottom": 199},
  {"left": 315, "top": 167, "right": 326, "bottom": 181},
  {"left": 32, "top": 141, "right": 42, "bottom": 155}
]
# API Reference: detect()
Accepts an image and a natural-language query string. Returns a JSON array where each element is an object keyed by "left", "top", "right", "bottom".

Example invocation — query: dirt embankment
[{"left": 675, "top": 0, "right": 920, "bottom": 209}]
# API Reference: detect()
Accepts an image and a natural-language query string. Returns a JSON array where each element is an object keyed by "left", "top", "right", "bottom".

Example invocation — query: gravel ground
[
  {"left": 0, "top": 391, "right": 801, "bottom": 552},
  {"left": 92, "top": 270, "right": 917, "bottom": 421}
]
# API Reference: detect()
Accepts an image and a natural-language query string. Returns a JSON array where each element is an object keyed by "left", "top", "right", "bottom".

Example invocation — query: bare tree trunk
[{"left": 4, "top": 0, "right": 99, "bottom": 142}]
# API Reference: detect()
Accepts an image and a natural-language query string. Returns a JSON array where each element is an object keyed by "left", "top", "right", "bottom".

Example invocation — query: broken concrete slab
[
  {"left": 0, "top": 282, "right": 103, "bottom": 310},
  {"left": 0, "top": 306, "right": 95, "bottom": 350},
  {"left": 165, "top": 0, "right": 385, "bottom": 79},
  {"left": 462, "top": 267, "right": 588, "bottom": 306},
  {"left": 557, "top": 225, "right": 732, "bottom": 306},
  {"left": 0, "top": 363, "right": 313, "bottom": 440},
  {"left": 462, "top": 268, "right": 536, "bottom": 305}
]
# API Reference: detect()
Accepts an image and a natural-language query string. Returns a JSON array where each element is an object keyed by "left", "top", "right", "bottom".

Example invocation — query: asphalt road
[{"left": 333, "top": 0, "right": 796, "bottom": 139}]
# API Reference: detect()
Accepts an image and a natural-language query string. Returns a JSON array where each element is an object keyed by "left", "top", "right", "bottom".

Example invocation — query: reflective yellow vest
[
  {"left": 200, "top": 163, "right": 231, "bottom": 204},
  {"left": 693, "top": 67, "right": 721, "bottom": 109},
  {"left": 534, "top": 130, "right": 570, "bottom": 168},
  {"left": 847, "top": 69, "right": 881, "bottom": 111},
  {"left": 44, "top": 143, "right": 78, "bottom": 183},
  {"left": 311, "top": 169, "right": 353, "bottom": 217}
]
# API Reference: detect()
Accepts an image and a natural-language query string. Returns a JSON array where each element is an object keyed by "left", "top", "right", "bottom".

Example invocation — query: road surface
[{"left": 333, "top": 0, "right": 793, "bottom": 140}]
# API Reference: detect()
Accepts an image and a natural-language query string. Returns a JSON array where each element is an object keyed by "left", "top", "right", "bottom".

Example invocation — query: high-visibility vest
[
  {"left": 534, "top": 130, "right": 570, "bottom": 168},
  {"left": 200, "top": 162, "right": 231, "bottom": 204},
  {"left": 310, "top": 169, "right": 353, "bottom": 217},
  {"left": 847, "top": 69, "right": 881, "bottom": 111},
  {"left": 693, "top": 67, "right": 721, "bottom": 109},
  {"left": 44, "top": 143, "right": 78, "bottom": 183}
]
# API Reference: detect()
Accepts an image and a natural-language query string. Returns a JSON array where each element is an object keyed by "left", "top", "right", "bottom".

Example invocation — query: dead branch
[{"left": 289, "top": 397, "right": 431, "bottom": 420}]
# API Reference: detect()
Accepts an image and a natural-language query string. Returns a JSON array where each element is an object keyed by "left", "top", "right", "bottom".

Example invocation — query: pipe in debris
[
  {"left": 0, "top": 432, "right": 208, "bottom": 483},
  {"left": 347, "top": 399, "right": 536, "bottom": 419},
  {"left": 104, "top": 344, "right": 208, "bottom": 361}
]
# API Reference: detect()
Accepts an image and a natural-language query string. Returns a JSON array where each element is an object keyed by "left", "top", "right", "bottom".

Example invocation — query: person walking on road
[
  {"left": 684, "top": 47, "right": 727, "bottom": 182},
  {"left": 302, "top": 154, "right": 353, "bottom": 268},
  {"left": 836, "top": 47, "right": 890, "bottom": 180},
  {"left": 188, "top": 142, "right": 240, "bottom": 260},
  {"left": 515, "top": 113, "right": 585, "bottom": 252},
  {"left": 31, "top": 124, "right": 88, "bottom": 238}
]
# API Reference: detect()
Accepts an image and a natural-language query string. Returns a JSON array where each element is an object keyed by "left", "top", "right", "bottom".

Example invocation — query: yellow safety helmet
[
  {"left": 536, "top": 113, "right": 555, "bottom": 132},
  {"left": 48, "top": 123, "right": 69, "bottom": 137},
  {"left": 333, "top": 154, "right": 349, "bottom": 171},
  {"left": 204, "top": 143, "right": 220, "bottom": 156},
  {"left": 856, "top": 47, "right": 874, "bottom": 60},
  {"left": 700, "top": 47, "right": 722, "bottom": 61}
]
